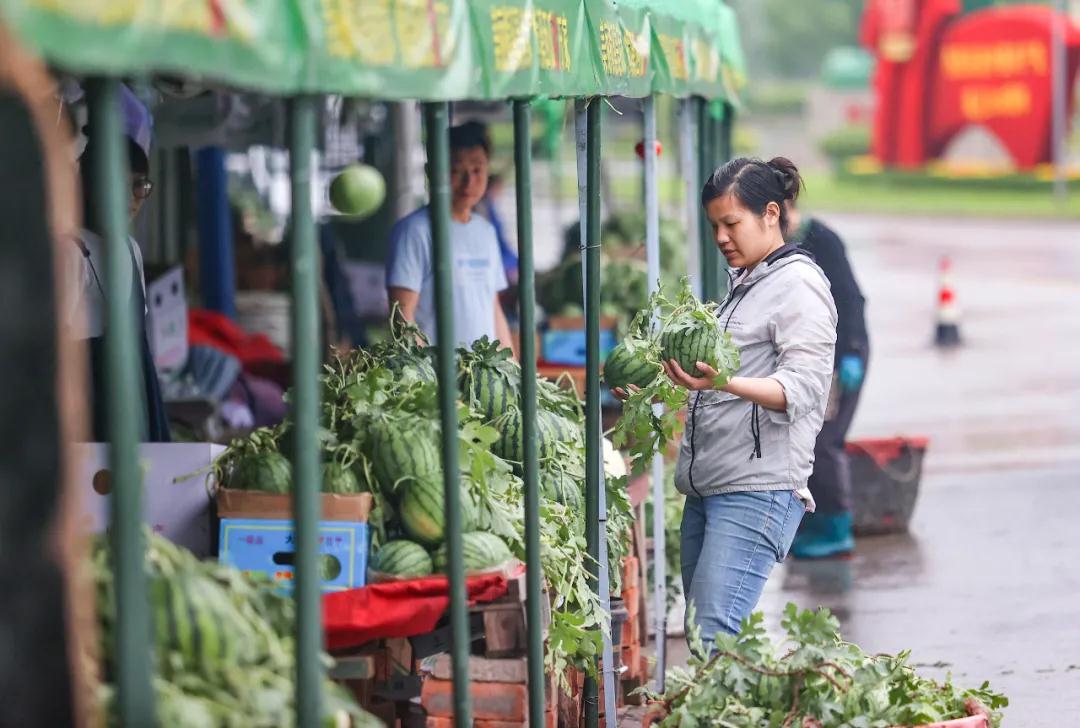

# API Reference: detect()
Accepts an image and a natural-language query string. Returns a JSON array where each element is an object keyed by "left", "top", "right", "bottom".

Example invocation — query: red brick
[
  {"left": 640, "top": 654, "right": 651, "bottom": 681},
  {"left": 421, "top": 678, "right": 528, "bottom": 722},
  {"left": 475, "top": 710, "right": 555, "bottom": 728},
  {"left": 621, "top": 556, "right": 640, "bottom": 593},
  {"left": 622, "top": 643, "right": 642, "bottom": 680},
  {"left": 622, "top": 586, "right": 640, "bottom": 622},
  {"left": 621, "top": 612, "right": 640, "bottom": 646},
  {"left": 425, "top": 718, "right": 453, "bottom": 728}
]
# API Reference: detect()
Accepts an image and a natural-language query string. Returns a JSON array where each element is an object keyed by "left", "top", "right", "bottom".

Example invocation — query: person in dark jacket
[{"left": 786, "top": 201, "right": 869, "bottom": 558}]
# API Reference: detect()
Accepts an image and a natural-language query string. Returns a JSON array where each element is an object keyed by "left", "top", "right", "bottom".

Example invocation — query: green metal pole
[
  {"left": 288, "top": 95, "right": 322, "bottom": 728},
  {"left": 423, "top": 101, "right": 472, "bottom": 727},
  {"left": 699, "top": 100, "right": 723, "bottom": 302},
  {"left": 87, "top": 76, "right": 156, "bottom": 728},
  {"left": 513, "top": 99, "right": 546, "bottom": 728},
  {"left": 717, "top": 101, "right": 735, "bottom": 299},
  {"left": 583, "top": 98, "right": 603, "bottom": 728}
]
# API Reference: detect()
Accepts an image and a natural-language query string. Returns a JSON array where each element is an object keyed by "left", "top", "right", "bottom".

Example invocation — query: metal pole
[
  {"left": 288, "top": 95, "right": 322, "bottom": 728},
  {"left": 698, "top": 100, "right": 719, "bottom": 302},
  {"left": 679, "top": 99, "right": 701, "bottom": 294},
  {"left": 583, "top": 98, "right": 604, "bottom": 728},
  {"left": 87, "top": 76, "right": 155, "bottom": 728},
  {"left": 423, "top": 101, "right": 472, "bottom": 727},
  {"left": 643, "top": 95, "right": 668, "bottom": 694},
  {"left": 513, "top": 99, "right": 546, "bottom": 728},
  {"left": 196, "top": 146, "right": 237, "bottom": 318},
  {"left": 1052, "top": 0, "right": 1069, "bottom": 203},
  {"left": 716, "top": 101, "right": 735, "bottom": 299}
]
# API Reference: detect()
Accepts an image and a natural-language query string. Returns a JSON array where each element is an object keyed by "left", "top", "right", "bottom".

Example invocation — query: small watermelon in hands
[{"left": 329, "top": 163, "right": 386, "bottom": 218}]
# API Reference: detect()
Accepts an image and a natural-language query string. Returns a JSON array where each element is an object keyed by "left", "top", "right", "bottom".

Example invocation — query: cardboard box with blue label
[{"left": 219, "top": 518, "right": 368, "bottom": 592}]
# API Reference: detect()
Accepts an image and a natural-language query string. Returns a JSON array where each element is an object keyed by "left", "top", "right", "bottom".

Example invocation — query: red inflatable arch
[{"left": 861, "top": 1, "right": 1080, "bottom": 170}]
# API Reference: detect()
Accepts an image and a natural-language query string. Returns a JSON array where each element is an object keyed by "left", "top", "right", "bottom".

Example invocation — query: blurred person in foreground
[
  {"left": 386, "top": 121, "right": 515, "bottom": 357},
  {"left": 786, "top": 200, "right": 869, "bottom": 558},
  {"left": 65, "top": 134, "right": 170, "bottom": 442}
]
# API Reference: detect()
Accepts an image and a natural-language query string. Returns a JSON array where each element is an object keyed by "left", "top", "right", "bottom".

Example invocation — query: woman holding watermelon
[{"left": 620, "top": 157, "right": 837, "bottom": 647}]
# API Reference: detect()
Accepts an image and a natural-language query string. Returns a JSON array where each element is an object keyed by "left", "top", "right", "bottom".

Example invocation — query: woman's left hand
[{"left": 663, "top": 359, "right": 723, "bottom": 391}]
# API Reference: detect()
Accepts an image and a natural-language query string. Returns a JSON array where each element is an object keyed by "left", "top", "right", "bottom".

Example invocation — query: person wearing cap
[
  {"left": 386, "top": 121, "right": 515, "bottom": 356},
  {"left": 785, "top": 200, "right": 869, "bottom": 558},
  {"left": 65, "top": 134, "right": 170, "bottom": 442}
]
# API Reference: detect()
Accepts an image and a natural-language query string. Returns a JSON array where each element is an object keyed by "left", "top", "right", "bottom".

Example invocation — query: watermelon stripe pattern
[
  {"left": 399, "top": 476, "right": 445, "bottom": 545},
  {"left": 433, "top": 532, "right": 512, "bottom": 574},
  {"left": 603, "top": 342, "right": 661, "bottom": 391},
  {"left": 495, "top": 408, "right": 582, "bottom": 466},
  {"left": 371, "top": 540, "right": 434, "bottom": 577},
  {"left": 662, "top": 323, "right": 721, "bottom": 378},
  {"left": 371, "top": 418, "right": 441, "bottom": 491}
]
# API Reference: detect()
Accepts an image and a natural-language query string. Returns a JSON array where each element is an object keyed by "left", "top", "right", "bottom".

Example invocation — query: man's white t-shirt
[
  {"left": 386, "top": 206, "right": 508, "bottom": 348},
  {"left": 63, "top": 229, "right": 146, "bottom": 340}
]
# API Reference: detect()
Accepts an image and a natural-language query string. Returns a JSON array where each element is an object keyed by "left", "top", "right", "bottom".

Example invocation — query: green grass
[{"left": 800, "top": 172, "right": 1080, "bottom": 219}]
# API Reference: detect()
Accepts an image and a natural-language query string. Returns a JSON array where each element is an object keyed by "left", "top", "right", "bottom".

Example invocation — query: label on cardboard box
[{"left": 218, "top": 518, "right": 368, "bottom": 592}]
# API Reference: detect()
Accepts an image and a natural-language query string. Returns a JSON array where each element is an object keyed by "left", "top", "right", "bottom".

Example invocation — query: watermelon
[
  {"left": 603, "top": 341, "right": 661, "bottom": 391},
  {"left": 458, "top": 337, "right": 522, "bottom": 421},
  {"left": 384, "top": 351, "right": 436, "bottom": 383},
  {"left": 370, "top": 540, "right": 433, "bottom": 577},
  {"left": 399, "top": 476, "right": 445, "bottom": 545},
  {"left": 369, "top": 417, "right": 441, "bottom": 493},
  {"left": 660, "top": 314, "right": 723, "bottom": 378},
  {"left": 229, "top": 451, "right": 292, "bottom": 493},
  {"left": 322, "top": 461, "right": 361, "bottom": 494},
  {"left": 398, "top": 476, "right": 481, "bottom": 545},
  {"left": 543, "top": 466, "right": 584, "bottom": 511},
  {"left": 329, "top": 163, "right": 386, "bottom": 219},
  {"left": 432, "top": 532, "right": 513, "bottom": 574},
  {"left": 494, "top": 408, "right": 581, "bottom": 465},
  {"left": 461, "top": 365, "right": 519, "bottom": 422}
]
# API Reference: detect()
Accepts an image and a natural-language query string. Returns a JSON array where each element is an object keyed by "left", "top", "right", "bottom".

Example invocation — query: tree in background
[{"left": 728, "top": 0, "right": 863, "bottom": 79}]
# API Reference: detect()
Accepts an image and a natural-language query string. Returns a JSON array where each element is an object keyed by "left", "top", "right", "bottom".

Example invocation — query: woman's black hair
[
  {"left": 701, "top": 156, "right": 803, "bottom": 234},
  {"left": 78, "top": 134, "right": 149, "bottom": 231}
]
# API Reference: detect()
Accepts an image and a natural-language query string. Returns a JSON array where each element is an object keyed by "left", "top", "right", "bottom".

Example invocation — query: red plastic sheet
[
  {"left": 189, "top": 309, "right": 285, "bottom": 369},
  {"left": 322, "top": 572, "right": 510, "bottom": 652}
]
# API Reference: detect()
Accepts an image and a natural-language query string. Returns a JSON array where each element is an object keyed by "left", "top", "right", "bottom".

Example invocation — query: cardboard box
[
  {"left": 218, "top": 518, "right": 369, "bottom": 592},
  {"left": 147, "top": 265, "right": 188, "bottom": 374},
  {"left": 75, "top": 442, "right": 222, "bottom": 558},
  {"left": 216, "top": 487, "right": 373, "bottom": 522}
]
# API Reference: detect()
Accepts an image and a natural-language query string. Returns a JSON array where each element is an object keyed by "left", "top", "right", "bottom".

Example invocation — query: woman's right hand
[{"left": 611, "top": 384, "right": 641, "bottom": 402}]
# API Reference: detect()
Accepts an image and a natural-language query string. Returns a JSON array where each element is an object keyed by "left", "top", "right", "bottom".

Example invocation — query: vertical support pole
[
  {"left": 196, "top": 146, "right": 236, "bottom": 318},
  {"left": 423, "top": 101, "right": 472, "bottom": 727},
  {"left": 1051, "top": 0, "right": 1069, "bottom": 203},
  {"left": 643, "top": 95, "right": 668, "bottom": 694},
  {"left": 288, "top": 95, "right": 322, "bottom": 728},
  {"left": 583, "top": 98, "right": 603, "bottom": 728},
  {"left": 716, "top": 101, "right": 735, "bottom": 299},
  {"left": 679, "top": 99, "right": 701, "bottom": 295},
  {"left": 160, "top": 148, "right": 181, "bottom": 264},
  {"left": 513, "top": 99, "right": 546, "bottom": 728},
  {"left": 87, "top": 76, "right": 155, "bottom": 728},
  {"left": 696, "top": 98, "right": 718, "bottom": 302}
]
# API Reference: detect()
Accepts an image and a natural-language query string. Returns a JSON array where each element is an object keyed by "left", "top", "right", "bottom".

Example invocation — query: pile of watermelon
[
  {"left": 91, "top": 531, "right": 379, "bottom": 727},
  {"left": 212, "top": 311, "right": 634, "bottom": 678}
]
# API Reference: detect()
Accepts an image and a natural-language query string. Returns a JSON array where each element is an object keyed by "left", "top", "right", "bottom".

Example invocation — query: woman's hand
[
  {"left": 611, "top": 384, "right": 641, "bottom": 402},
  {"left": 663, "top": 359, "right": 723, "bottom": 391}
]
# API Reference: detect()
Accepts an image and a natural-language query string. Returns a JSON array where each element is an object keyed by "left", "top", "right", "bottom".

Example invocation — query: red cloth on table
[
  {"left": 188, "top": 309, "right": 285, "bottom": 368},
  {"left": 322, "top": 572, "right": 510, "bottom": 652}
]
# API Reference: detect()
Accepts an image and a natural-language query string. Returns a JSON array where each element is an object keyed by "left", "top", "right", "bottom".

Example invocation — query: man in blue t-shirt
[{"left": 386, "top": 121, "right": 515, "bottom": 356}]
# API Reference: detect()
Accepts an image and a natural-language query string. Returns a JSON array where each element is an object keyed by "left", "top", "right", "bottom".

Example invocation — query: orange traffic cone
[{"left": 934, "top": 256, "right": 961, "bottom": 347}]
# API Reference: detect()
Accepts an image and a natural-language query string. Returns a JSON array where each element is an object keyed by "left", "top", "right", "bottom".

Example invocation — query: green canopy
[{"left": 0, "top": 0, "right": 745, "bottom": 101}]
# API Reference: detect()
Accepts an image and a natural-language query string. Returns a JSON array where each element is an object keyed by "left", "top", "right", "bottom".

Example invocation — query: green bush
[
  {"left": 819, "top": 124, "right": 871, "bottom": 163},
  {"left": 745, "top": 82, "right": 808, "bottom": 116}
]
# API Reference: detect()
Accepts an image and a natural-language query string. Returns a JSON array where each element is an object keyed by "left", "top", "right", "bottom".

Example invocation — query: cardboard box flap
[{"left": 216, "top": 487, "right": 372, "bottom": 522}]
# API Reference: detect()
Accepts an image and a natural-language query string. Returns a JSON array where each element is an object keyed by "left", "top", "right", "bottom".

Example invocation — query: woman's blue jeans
[{"left": 680, "top": 489, "right": 805, "bottom": 645}]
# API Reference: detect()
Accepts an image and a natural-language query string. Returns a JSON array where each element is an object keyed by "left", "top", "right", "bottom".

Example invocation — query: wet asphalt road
[{"left": 652, "top": 214, "right": 1080, "bottom": 727}]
